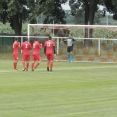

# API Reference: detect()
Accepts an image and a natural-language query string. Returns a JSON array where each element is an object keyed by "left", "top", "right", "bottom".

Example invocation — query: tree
[
  {"left": 0, "top": 0, "right": 67, "bottom": 36},
  {"left": 64, "top": 10, "right": 74, "bottom": 24},
  {"left": 0, "top": 0, "right": 36, "bottom": 35},
  {"left": 72, "top": 8, "right": 103, "bottom": 25},
  {"left": 69, "top": 0, "right": 117, "bottom": 47},
  {"left": 37, "top": 0, "right": 67, "bottom": 24}
]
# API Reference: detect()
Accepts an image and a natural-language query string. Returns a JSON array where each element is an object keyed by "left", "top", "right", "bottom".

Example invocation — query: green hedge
[
  {"left": 0, "top": 23, "right": 28, "bottom": 34},
  {"left": 1, "top": 22, "right": 117, "bottom": 39}
]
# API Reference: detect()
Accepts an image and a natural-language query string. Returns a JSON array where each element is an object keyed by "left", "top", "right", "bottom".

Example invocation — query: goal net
[{"left": 28, "top": 24, "right": 117, "bottom": 62}]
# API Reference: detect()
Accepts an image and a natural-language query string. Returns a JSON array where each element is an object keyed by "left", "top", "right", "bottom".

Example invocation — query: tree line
[{"left": 0, "top": 0, "right": 117, "bottom": 47}]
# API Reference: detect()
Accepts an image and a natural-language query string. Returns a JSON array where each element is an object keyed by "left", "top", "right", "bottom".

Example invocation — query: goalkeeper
[{"left": 64, "top": 33, "right": 75, "bottom": 62}]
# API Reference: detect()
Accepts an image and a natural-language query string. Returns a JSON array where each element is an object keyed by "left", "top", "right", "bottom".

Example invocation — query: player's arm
[
  {"left": 21, "top": 44, "right": 23, "bottom": 50},
  {"left": 52, "top": 42, "right": 56, "bottom": 55},
  {"left": 63, "top": 38, "right": 67, "bottom": 42},
  {"left": 30, "top": 43, "right": 32, "bottom": 50},
  {"left": 72, "top": 38, "right": 75, "bottom": 41},
  {"left": 18, "top": 42, "right": 20, "bottom": 48},
  {"left": 40, "top": 43, "right": 42, "bottom": 49},
  {"left": 53, "top": 46, "right": 56, "bottom": 54}
]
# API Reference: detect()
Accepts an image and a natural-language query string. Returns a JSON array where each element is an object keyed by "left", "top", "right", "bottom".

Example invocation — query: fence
[{"left": 0, "top": 36, "right": 117, "bottom": 62}]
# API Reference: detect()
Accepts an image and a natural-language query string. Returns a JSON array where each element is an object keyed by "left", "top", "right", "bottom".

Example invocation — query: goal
[{"left": 28, "top": 24, "right": 117, "bottom": 62}]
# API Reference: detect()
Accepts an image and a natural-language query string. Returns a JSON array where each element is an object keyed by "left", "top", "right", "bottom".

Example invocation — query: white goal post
[{"left": 28, "top": 24, "right": 117, "bottom": 55}]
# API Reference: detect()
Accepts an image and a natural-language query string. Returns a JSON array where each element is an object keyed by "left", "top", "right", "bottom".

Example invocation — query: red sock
[
  {"left": 50, "top": 62, "right": 53, "bottom": 70},
  {"left": 15, "top": 62, "right": 17, "bottom": 69},
  {"left": 13, "top": 62, "right": 16, "bottom": 69},
  {"left": 14, "top": 62, "right": 17, "bottom": 70}
]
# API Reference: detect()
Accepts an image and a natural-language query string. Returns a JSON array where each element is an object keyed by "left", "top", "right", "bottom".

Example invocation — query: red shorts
[
  {"left": 22, "top": 54, "right": 30, "bottom": 61},
  {"left": 46, "top": 54, "right": 54, "bottom": 60},
  {"left": 33, "top": 54, "right": 41, "bottom": 61},
  {"left": 13, "top": 53, "right": 19, "bottom": 60}
]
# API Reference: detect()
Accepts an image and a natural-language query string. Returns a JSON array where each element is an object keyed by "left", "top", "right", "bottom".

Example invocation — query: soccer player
[
  {"left": 65, "top": 33, "right": 75, "bottom": 62},
  {"left": 31, "top": 39, "right": 42, "bottom": 71},
  {"left": 44, "top": 36, "right": 56, "bottom": 71},
  {"left": 13, "top": 38, "right": 20, "bottom": 71},
  {"left": 21, "top": 38, "right": 32, "bottom": 71}
]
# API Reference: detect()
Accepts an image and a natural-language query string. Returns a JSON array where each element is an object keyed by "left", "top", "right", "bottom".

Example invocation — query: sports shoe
[
  {"left": 23, "top": 68, "right": 26, "bottom": 71},
  {"left": 71, "top": 59, "right": 74, "bottom": 62},
  {"left": 47, "top": 67, "right": 49, "bottom": 71},
  {"left": 68, "top": 59, "right": 71, "bottom": 62}
]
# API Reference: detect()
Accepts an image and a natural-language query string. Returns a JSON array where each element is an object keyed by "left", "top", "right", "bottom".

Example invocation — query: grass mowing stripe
[
  {"left": 0, "top": 60, "right": 117, "bottom": 117},
  {"left": 0, "top": 64, "right": 117, "bottom": 72}
]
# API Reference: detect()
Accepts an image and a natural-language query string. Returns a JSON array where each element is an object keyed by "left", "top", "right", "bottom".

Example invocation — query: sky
[
  {"left": 61, "top": 3, "right": 104, "bottom": 10},
  {"left": 61, "top": 1, "right": 70, "bottom": 10},
  {"left": 61, "top": 3, "right": 70, "bottom": 10},
  {"left": 61, "top": 2, "right": 110, "bottom": 15}
]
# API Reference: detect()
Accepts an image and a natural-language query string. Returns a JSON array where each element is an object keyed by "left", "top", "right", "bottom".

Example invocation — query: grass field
[{"left": 0, "top": 60, "right": 117, "bottom": 117}]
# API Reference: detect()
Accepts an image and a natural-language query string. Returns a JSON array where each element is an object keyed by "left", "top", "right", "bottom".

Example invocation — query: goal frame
[{"left": 28, "top": 24, "right": 117, "bottom": 55}]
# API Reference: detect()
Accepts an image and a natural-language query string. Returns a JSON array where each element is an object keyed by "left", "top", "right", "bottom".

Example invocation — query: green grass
[{"left": 0, "top": 60, "right": 117, "bottom": 117}]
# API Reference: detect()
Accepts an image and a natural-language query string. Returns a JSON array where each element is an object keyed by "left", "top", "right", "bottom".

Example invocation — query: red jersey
[
  {"left": 44, "top": 40, "right": 55, "bottom": 55},
  {"left": 13, "top": 41, "right": 20, "bottom": 55},
  {"left": 33, "top": 41, "right": 42, "bottom": 55},
  {"left": 21, "top": 41, "right": 32, "bottom": 55}
]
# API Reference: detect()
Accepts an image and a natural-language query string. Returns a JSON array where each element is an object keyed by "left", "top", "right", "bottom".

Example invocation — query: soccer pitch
[{"left": 0, "top": 60, "right": 117, "bottom": 117}]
